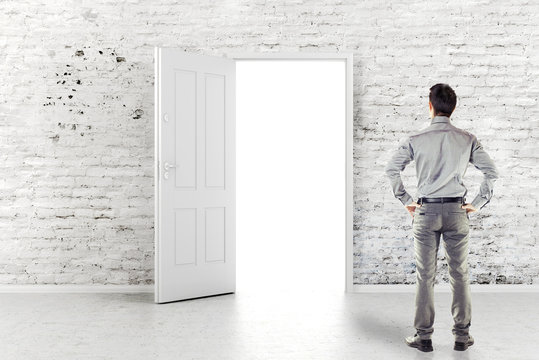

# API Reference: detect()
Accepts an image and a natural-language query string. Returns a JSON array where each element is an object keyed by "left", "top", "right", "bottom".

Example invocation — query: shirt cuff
[
  {"left": 400, "top": 193, "right": 414, "bottom": 206},
  {"left": 471, "top": 194, "right": 489, "bottom": 210}
]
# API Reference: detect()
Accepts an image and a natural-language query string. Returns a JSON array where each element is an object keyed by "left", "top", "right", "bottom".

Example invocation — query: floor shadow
[
  {"left": 94, "top": 292, "right": 155, "bottom": 304},
  {"left": 356, "top": 312, "right": 410, "bottom": 345}
]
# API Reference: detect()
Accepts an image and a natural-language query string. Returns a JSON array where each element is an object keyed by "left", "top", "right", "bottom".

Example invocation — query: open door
[{"left": 154, "top": 48, "right": 236, "bottom": 303}]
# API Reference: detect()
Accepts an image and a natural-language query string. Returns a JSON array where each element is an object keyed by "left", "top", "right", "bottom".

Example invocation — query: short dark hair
[{"left": 429, "top": 83, "right": 457, "bottom": 116}]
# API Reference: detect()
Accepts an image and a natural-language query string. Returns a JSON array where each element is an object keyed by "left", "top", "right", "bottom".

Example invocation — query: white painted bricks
[{"left": 0, "top": 1, "right": 537, "bottom": 285}]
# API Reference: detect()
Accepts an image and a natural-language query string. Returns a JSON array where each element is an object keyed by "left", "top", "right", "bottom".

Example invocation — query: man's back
[
  {"left": 412, "top": 117, "right": 478, "bottom": 199},
  {"left": 385, "top": 115, "right": 499, "bottom": 210}
]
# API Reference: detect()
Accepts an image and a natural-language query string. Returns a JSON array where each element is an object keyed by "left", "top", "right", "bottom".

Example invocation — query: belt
[{"left": 418, "top": 197, "right": 464, "bottom": 204}]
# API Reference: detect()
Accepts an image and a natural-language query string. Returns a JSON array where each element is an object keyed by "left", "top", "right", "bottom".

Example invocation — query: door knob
[{"left": 164, "top": 162, "right": 178, "bottom": 171}]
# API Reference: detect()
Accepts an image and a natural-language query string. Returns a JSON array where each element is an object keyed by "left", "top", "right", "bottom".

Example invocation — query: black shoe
[
  {"left": 454, "top": 335, "right": 474, "bottom": 351},
  {"left": 405, "top": 333, "right": 433, "bottom": 352}
]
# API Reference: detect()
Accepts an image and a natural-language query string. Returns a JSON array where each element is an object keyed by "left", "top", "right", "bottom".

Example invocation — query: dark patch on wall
[
  {"left": 81, "top": 9, "right": 98, "bottom": 21},
  {"left": 116, "top": 225, "right": 134, "bottom": 232},
  {"left": 476, "top": 272, "right": 492, "bottom": 284},
  {"left": 58, "top": 122, "right": 89, "bottom": 132},
  {"left": 45, "top": 49, "right": 127, "bottom": 113},
  {"left": 43, "top": 95, "right": 55, "bottom": 106},
  {"left": 50, "top": 134, "right": 60, "bottom": 142},
  {"left": 132, "top": 109, "right": 144, "bottom": 119}
]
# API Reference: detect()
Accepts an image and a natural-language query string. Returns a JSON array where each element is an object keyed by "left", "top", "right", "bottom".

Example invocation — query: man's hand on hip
[
  {"left": 461, "top": 203, "right": 477, "bottom": 213},
  {"left": 405, "top": 201, "right": 422, "bottom": 217}
]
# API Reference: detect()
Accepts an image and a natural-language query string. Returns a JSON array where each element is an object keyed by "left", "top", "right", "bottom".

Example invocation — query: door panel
[
  {"left": 155, "top": 48, "right": 236, "bottom": 303},
  {"left": 204, "top": 74, "right": 226, "bottom": 188},
  {"left": 205, "top": 207, "right": 226, "bottom": 262},
  {"left": 174, "top": 208, "right": 196, "bottom": 265},
  {"left": 174, "top": 70, "right": 197, "bottom": 189}
]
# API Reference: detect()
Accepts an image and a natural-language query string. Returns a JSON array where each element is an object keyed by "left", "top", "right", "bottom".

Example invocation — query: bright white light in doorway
[{"left": 236, "top": 59, "right": 346, "bottom": 294}]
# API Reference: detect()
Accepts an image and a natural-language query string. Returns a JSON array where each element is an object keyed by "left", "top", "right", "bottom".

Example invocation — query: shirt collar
[{"left": 431, "top": 115, "right": 451, "bottom": 124}]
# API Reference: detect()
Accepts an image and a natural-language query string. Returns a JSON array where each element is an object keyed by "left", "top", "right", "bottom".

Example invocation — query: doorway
[
  {"left": 154, "top": 50, "right": 353, "bottom": 303},
  {"left": 232, "top": 54, "right": 353, "bottom": 294}
]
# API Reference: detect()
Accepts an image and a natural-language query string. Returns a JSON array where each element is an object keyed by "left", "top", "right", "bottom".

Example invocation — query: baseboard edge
[
  {"left": 352, "top": 284, "right": 539, "bottom": 293},
  {"left": 0, "top": 285, "right": 154, "bottom": 293}
]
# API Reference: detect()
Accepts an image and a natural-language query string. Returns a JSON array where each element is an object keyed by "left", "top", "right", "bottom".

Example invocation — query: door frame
[
  {"left": 155, "top": 51, "right": 354, "bottom": 296},
  {"left": 227, "top": 52, "right": 354, "bottom": 293}
]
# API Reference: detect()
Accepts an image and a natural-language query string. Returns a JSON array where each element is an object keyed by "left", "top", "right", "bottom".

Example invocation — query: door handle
[{"left": 164, "top": 162, "right": 178, "bottom": 171}]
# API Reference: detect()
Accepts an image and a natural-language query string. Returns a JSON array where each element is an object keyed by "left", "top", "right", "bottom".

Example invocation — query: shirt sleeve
[
  {"left": 385, "top": 136, "right": 414, "bottom": 206},
  {"left": 469, "top": 136, "right": 499, "bottom": 210}
]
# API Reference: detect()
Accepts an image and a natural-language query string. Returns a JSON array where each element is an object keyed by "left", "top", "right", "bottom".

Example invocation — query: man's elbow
[
  {"left": 488, "top": 166, "right": 500, "bottom": 181},
  {"left": 384, "top": 160, "right": 398, "bottom": 175},
  {"left": 384, "top": 165, "right": 398, "bottom": 179}
]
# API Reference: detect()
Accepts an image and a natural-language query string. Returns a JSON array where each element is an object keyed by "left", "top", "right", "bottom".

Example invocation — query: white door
[{"left": 154, "top": 48, "right": 236, "bottom": 303}]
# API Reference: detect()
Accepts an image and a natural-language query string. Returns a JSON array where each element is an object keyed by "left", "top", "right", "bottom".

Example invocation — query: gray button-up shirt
[{"left": 385, "top": 115, "right": 499, "bottom": 210}]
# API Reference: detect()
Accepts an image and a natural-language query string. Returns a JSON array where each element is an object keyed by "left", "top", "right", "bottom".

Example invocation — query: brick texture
[{"left": 0, "top": 1, "right": 537, "bottom": 285}]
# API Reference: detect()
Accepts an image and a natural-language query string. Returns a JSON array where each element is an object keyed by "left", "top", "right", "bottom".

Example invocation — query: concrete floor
[{"left": 0, "top": 289, "right": 537, "bottom": 360}]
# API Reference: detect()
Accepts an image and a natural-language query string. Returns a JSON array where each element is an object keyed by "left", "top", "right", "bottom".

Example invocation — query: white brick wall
[{"left": 1, "top": 1, "right": 537, "bottom": 285}]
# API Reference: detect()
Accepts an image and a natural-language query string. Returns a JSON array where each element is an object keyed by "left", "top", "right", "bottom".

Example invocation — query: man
[{"left": 384, "top": 83, "right": 499, "bottom": 352}]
